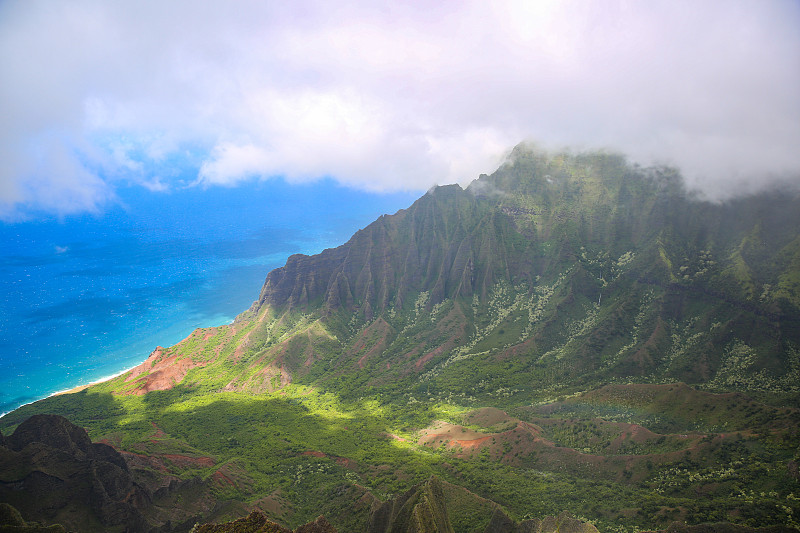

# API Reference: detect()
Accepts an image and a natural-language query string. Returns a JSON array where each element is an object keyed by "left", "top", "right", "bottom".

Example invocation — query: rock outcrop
[
  {"left": 0, "top": 414, "right": 151, "bottom": 532},
  {"left": 0, "top": 502, "right": 67, "bottom": 532}
]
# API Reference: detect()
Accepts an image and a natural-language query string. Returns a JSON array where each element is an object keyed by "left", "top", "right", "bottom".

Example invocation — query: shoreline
[
  {"left": 52, "top": 384, "right": 93, "bottom": 396},
  {"left": 49, "top": 363, "right": 140, "bottom": 397},
  {"left": 0, "top": 363, "right": 141, "bottom": 419},
  {"left": 1, "top": 315, "right": 238, "bottom": 420}
]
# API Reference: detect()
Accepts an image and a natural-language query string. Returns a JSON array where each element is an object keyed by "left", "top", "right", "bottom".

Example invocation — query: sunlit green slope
[
  {"left": 104, "top": 144, "right": 800, "bottom": 403},
  {"left": 3, "top": 144, "right": 799, "bottom": 532}
]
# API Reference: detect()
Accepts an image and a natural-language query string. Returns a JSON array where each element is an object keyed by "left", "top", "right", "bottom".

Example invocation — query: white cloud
[
  {"left": 198, "top": 143, "right": 273, "bottom": 186},
  {"left": 1, "top": 0, "right": 799, "bottom": 218}
]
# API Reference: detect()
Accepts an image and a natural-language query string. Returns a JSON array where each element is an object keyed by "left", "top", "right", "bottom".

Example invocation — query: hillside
[{"left": 2, "top": 145, "right": 799, "bottom": 532}]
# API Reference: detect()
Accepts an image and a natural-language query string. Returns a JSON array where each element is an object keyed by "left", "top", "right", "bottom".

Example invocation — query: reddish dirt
[
  {"left": 211, "top": 469, "right": 236, "bottom": 488},
  {"left": 149, "top": 421, "right": 168, "bottom": 440},
  {"left": 118, "top": 448, "right": 216, "bottom": 474},
  {"left": 335, "top": 457, "right": 358, "bottom": 469},
  {"left": 419, "top": 410, "right": 692, "bottom": 482},
  {"left": 122, "top": 344, "right": 209, "bottom": 395},
  {"left": 96, "top": 434, "right": 123, "bottom": 447},
  {"left": 415, "top": 346, "right": 444, "bottom": 370},
  {"left": 163, "top": 454, "right": 215, "bottom": 469},
  {"left": 385, "top": 432, "right": 408, "bottom": 442},
  {"left": 496, "top": 336, "right": 536, "bottom": 361},
  {"left": 418, "top": 421, "right": 491, "bottom": 448},
  {"left": 354, "top": 318, "right": 393, "bottom": 369},
  {"left": 295, "top": 450, "right": 358, "bottom": 470},
  {"left": 252, "top": 490, "right": 291, "bottom": 517},
  {"left": 301, "top": 451, "right": 326, "bottom": 458},
  {"left": 119, "top": 450, "right": 171, "bottom": 473},
  {"left": 233, "top": 329, "right": 256, "bottom": 362},
  {"left": 452, "top": 436, "right": 492, "bottom": 448},
  {"left": 397, "top": 306, "right": 468, "bottom": 375},
  {"left": 125, "top": 347, "right": 167, "bottom": 382},
  {"left": 632, "top": 317, "right": 665, "bottom": 371}
]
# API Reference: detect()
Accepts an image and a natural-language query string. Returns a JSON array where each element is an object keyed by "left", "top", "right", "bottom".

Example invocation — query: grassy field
[{"left": 3, "top": 379, "right": 798, "bottom": 532}]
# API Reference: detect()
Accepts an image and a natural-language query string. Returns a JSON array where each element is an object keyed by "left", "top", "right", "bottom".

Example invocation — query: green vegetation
[{"left": 3, "top": 145, "right": 800, "bottom": 532}]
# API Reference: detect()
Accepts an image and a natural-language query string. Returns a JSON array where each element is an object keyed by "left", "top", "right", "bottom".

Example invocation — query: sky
[{"left": 1, "top": 0, "right": 799, "bottom": 220}]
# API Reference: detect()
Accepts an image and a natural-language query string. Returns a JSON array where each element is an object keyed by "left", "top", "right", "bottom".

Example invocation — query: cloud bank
[{"left": 1, "top": 0, "right": 799, "bottom": 218}]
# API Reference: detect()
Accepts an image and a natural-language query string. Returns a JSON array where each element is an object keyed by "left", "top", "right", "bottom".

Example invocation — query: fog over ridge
[{"left": 1, "top": 0, "right": 798, "bottom": 219}]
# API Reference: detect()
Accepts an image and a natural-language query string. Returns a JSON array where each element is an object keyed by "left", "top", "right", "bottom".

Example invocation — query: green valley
[{"left": 2, "top": 145, "right": 799, "bottom": 532}]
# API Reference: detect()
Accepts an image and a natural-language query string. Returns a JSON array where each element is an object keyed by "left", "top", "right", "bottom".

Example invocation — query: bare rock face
[{"left": 0, "top": 414, "right": 151, "bottom": 532}]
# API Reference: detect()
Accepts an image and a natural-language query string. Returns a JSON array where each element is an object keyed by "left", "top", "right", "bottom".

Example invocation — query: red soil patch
[
  {"left": 232, "top": 328, "right": 257, "bottom": 362},
  {"left": 397, "top": 306, "right": 468, "bottom": 375},
  {"left": 335, "top": 457, "right": 358, "bottom": 469},
  {"left": 96, "top": 434, "right": 123, "bottom": 448},
  {"left": 211, "top": 469, "right": 236, "bottom": 488},
  {"left": 119, "top": 450, "right": 170, "bottom": 473},
  {"left": 415, "top": 346, "right": 444, "bottom": 371},
  {"left": 355, "top": 318, "right": 392, "bottom": 369},
  {"left": 296, "top": 450, "right": 358, "bottom": 470},
  {"left": 125, "top": 347, "right": 166, "bottom": 381},
  {"left": 632, "top": 317, "right": 665, "bottom": 371},
  {"left": 123, "top": 345, "right": 209, "bottom": 395},
  {"left": 496, "top": 336, "right": 536, "bottom": 361},
  {"left": 301, "top": 451, "right": 326, "bottom": 458},
  {"left": 452, "top": 436, "right": 492, "bottom": 448},
  {"left": 149, "top": 421, "right": 168, "bottom": 440},
  {"left": 253, "top": 490, "right": 291, "bottom": 517},
  {"left": 385, "top": 432, "right": 408, "bottom": 442},
  {"left": 119, "top": 448, "right": 216, "bottom": 474},
  {"left": 163, "top": 454, "right": 215, "bottom": 469},
  {"left": 418, "top": 421, "right": 491, "bottom": 448}
]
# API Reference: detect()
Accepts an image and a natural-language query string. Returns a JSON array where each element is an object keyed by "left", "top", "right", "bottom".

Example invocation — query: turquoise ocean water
[{"left": 0, "top": 180, "right": 421, "bottom": 415}]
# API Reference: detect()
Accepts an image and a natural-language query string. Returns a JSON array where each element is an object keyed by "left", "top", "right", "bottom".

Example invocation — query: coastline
[
  {"left": 0, "top": 363, "right": 140, "bottom": 419},
  {"left": 48, "top": 363, "right": 140, "bottom": 398},
  {"left": 52, "top": 384, "right": 92, "bottom": 396},
  {"left": 1, "top": 316, "right": 238, "bottom": 420}
]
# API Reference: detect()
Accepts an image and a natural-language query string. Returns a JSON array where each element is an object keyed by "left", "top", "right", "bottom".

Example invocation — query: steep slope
[
  {"left": 106, "top": 144, "right": 800, "bottom": 402},
  {"left": 0, "top": 414, "right": 243, "bottom": 532},
  {"left": 0, "top": 414, "right": 151, "bottom": 531},
  {"left": 2, "top": 144, "right": 799, "bottom": 533}
]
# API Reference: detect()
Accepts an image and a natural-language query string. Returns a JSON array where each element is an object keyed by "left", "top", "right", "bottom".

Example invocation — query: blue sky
[{"left": 1, "top": 0, "right": 799, "bottom": 220}]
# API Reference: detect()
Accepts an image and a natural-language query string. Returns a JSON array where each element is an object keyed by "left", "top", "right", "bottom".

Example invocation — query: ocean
[{"left": 0, "top": 179, "right": 421, "bottom": 415}]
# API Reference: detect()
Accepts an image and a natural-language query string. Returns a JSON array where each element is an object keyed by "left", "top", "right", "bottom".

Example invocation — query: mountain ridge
[{"left": 2, "top": 144, "right": 799, "bottom": 532}]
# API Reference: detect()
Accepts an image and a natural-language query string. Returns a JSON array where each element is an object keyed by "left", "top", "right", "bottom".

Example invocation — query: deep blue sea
[{"left": 0, "top": 180, "right": 421, "bottom": 415}]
